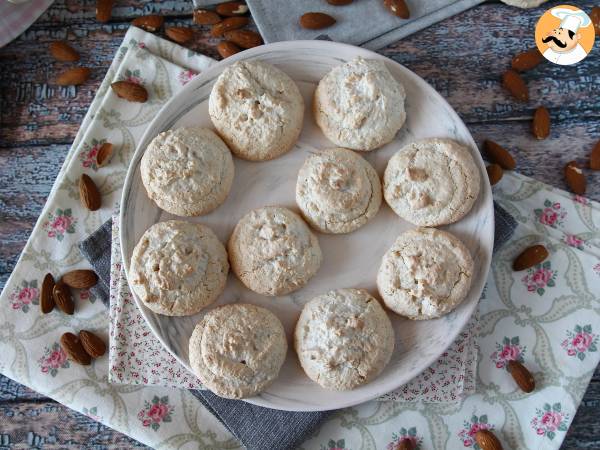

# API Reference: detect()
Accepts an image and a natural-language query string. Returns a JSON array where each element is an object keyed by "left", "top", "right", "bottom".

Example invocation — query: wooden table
[{"left": 0, "top": 0, "right": 599, "bottom": 448}]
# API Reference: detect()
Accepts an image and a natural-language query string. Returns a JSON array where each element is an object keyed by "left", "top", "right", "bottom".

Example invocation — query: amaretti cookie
[
  {"left": 377, "top": 228, "right": 474, "bottom": 320},
  {"left": 294, "top": 288, "right": 394, "bottom": 390},
  {"left": 208, "top": 60, "right": 304, "bottom": 161},
  {"left": 383, "top": 138, "right": 480, "bottom": 226},
  {"left": 296, "top": 148, "right": 382, "bottom": 234},
  {"left": 189, "top": 304, "right": 287, "bottom": 399},
  {"left": 313, "top": 57, "right": 406, "bottom": 151},
  {"left": 140, "top": 127, "right": 234, "bottom": 217},
  {"left": 130, "top": 220, "right": 229, "bottom": 316},
  {"left": 228, "top": 206, "right": 322, "bottom": 296}
]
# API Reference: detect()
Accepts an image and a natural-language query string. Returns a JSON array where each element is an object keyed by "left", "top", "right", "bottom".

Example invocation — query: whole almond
[
  {"left": 511, "top": 48, "right": 543, "bottom": 72},
  {"left": 56, "top": 67, "right": 91, "bottom": 86},
  {"left": 216, "top": 2, "right": 249, "bottom": 16},
  {"left": 193, "top": 9, "right": 222, "bottom": 25},
  {"left": 483, "top": 140, "right": 516, "bottom": 170},
  {"left": 564, "top": 161, "right": 586, "bottom": 195},
  {"left": 53, "top": 282, "right": 74, "bottom": 315},
  {"left": 79, "top": 174, "right": 102, "bottom": 211},
  {"left": 513, "top": 244, "right": 548, "bottom": 271},
  {"left": 111, "top": 81, "right": 148, "bottom": 103},
  {"left": 486, "top": 164, "right": 503, "bottom": 186},
  {"left": 223, "top": 30, "right": 263, "bottom": 49},
  {"left": 589, "top": 139, "right": 600, "bottom": 170},
  {"left": 507, "top": 360, "right": 535, "bottom": 393},
  {"left": 211, "top": 17, "right": 250, "bottom": 37},
  {"left": 591, "top": 7, "right": 600, "bottom": 37},
  {"left": 532, "top": 106, "right": 550, "bottom": 140},
  {"left": 49, "top": 41, "right": 80, "bottom": 62},
  {"left": 132, "top": 15, "right": 164, "bottom": 32},
  {"left": 60, "top": 332, "right": 91, "bottom": 365},
  {"left": 502, "top": 69, "right": 528, "bottom": 102},
  {"left": 166, "top": 26, "right": 194, "bottom": 44},
  {"left": 96, "top": 142, "right": 113, "bottom": 167},
  {"left": 96, "top": 0, "right": 113, "bottom": 23},
  {"left": 300, "top": 12, "right": 336, "bottom": 29},
  {"left": 79, "top": 330, "right": 107, "bottom": 358},
  {"left": 328, "top": 0, "right": 353, "bottom": 4},
  {"left": 217, "top": 41, "right": 242, "bottom": 58},
  {"left": 474, "top": 430, "right": 503, "bottom": 450},
  {"left": 40, "top": 273, "right": 55, "bottom": 314},
  {"left": 62, "top": 270, "right": 98, "bottom": 289},
  {"left": 383, "top": 0, "right": 410, "bottom": 19}
]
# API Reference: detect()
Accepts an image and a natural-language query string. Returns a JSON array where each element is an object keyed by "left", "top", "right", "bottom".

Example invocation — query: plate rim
[{"left": 120, "top": 39, "right": 494, "bottom": 411}]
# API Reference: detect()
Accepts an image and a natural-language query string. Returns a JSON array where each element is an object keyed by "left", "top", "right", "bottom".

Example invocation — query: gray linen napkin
[
  {"left": 193, "top": 0, "right": 485, "bottom": 50},
  {"left": 78, "top": 202, "right": 515, "bottom": 450}
]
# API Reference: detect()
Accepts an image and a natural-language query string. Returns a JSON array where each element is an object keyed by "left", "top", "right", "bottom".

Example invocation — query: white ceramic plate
[{"left": 120, "top": 41, "right": 494, "bottom": 412}]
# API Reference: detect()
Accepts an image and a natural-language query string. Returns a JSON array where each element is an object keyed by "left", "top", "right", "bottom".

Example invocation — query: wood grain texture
[{"left": 0, "top": 0, "right": 599, "bottom": 447}]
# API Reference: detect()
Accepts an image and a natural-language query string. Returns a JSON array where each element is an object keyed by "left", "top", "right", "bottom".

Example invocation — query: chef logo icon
[{"left": 535, "top": 5, "right": 595, "bottom": 66}]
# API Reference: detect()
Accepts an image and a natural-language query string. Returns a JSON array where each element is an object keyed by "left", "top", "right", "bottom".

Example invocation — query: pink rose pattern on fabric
[
  {"left": 38, "top": 342, "right": 69, "bottom": 377},
  {"left": 79, "top": 289, "right": 97, "bottom": 304},
  {"left": 137, "top": 396, "right": 174, "bottom": 431},
  {"left": 521, "top": 261, "right": 557, "bottom": 296},
  {"left": 123, "top": 68, "right": 144, "bottom": 85},
  {"left": 82, "top": 406, "right": 102, "bottom": 422},
  {"left": 491, "top": 336, "right": 526, "bottom": 369},
  {"left": 177, "top": 69, "right": 197, "bottom": 85},
  {"left": 572, "top": 194, "right": 589, "bottom": 205},
  {"left": 594, "top": 263, "right": 600, "bottom": 276},
  {"left": 321, "top": 439, "right": 349, "bottom": 450},
  {"left": 458, "top": 415, "right": 493, "bottom": 448},
  {"left": 534, "top": 199, "right": 567, "bottom": 228},
  {"left": 564, "top": 234, "right": 585, "bottom": 250},
  {"left": 530, "top": 403, "right": 568, "bottom": 440},
  {"left": 9, "top": 280, "right": 39, "bottom": 313},
  {"left": 42, "top": 208, "right": 76, "bottom": 241},
  {"left": 561, "top": 324, "right": 598, "bottom": 361},
  {"left": 78, "top": 138, "right": 107, "bottom": 171},
  {"left": 386, "top": 427, "right": 422, "bottom": 450}
]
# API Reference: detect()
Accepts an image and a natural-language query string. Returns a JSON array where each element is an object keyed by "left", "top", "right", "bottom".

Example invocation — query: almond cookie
[
  {"left": 141, "top": 127, "right": 234, "bottom": 216},
  {"left": 296, "top": 148, "right": 382, "bottom": 234},
  {"left": 208, "top": 60, "right": 304, "bottom": 161},
  {"left": 377, "top": 228, "right": 474, "bottom": 320},
  {"left": 313, "top": 57, "right": 406, "bottom": 151},
  {"left": 383, "top": 138, "right": 480, "bottom": 226},
  {"left": 228, "top": 206, "right": 322, "bottom": 296},
  {"left": 294, "top": 288, "right": 394, "bottom": 390},
  {"left": 130, "top": 220, "right": 229, "bottom": 316},
  {"left": 189, "top": 303, "right": 287, "bottom": 399}
]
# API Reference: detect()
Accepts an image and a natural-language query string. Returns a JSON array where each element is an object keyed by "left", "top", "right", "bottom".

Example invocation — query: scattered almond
[
  {"left": 328, "top": 0, "right": 353, "bottom": 4},
  {"left": 96, "top": 0, "right": 114, "bottom": 23},
  {"left": 79, "top": 174, "right": 102, "bottom": 211},
  {"left": 483, "top": 140, "right": 516, "bottom": 170},
  {"left": 216, "top": 2, "right": 249, "bottom": 17},
  {"left": 166, "top": 26, "right": 194, "bottom": 44},
  {"left": 61, "top": 270, "right": 98, "bottom": 289},
  {"left": 193, "top": 9, "right": 222, "bottom": 25},
  {"left": 49, "top": 41, "right": 80, "bottom": 62},
  {"left": 56, "top": 67, "right": 91, "bottom": 86},
  {"left": 486, "top": 164, "right": 503, "bottom": 186},
  {"left": 300, "top": 12, "right": 336, "bottom": 29},
  {"left": 223, "top": 30, "right": 263, "bottom": 49},
  {"left": 111, "top": 81, "right": 148, "bottom": 103},
  {"left": 511, "top": 48, "right": 543, "bottom": 72},
  {"left": 532, "top": 106, "right": 550, "bottom": 140},
  {"left": 132, "top": 15, "right": 164, "bottom": 32},
  {"left": 474, "top": 430, "right": 503, "bottom": 450},
  {"left": 591, "top": 7, "right": 600, "bottom": 37},
  {"left": 217, "top": 41, "right": 242, "bottom": 59},
  {"left": 502, "top": 69, "right": 528, "bottom": 102},
  {"left": 53, "top": 282, "right": 74, "bottom": 315},
  {"left": 211, "top": 17, "right": 250, "bottom": 37},
  {"left": 40, "top": 273, "right": 55, "bottom": 314},
  {"left": 507, "top": 360, "right": 535, "bottom": 393},
  {"left": 383, "top": 0, "right": 410, "bottom": 19},
  {"left": 96, "top": 142, "right": 113, "bottom": 167},
  {"left": 564, "top": 161, "right": 586, "bottom": 195},
  {"left": 589, "top": 139, "right": 600, "bottom": 170},
  {"left": 79, "top": 330, "right": 107, "bottom": 358},
  {"left": 60, "top": 332, "right": 91, "bottom": 365},
  {"left": 513, "top": 244, "right": 548, "bottom": 271}
]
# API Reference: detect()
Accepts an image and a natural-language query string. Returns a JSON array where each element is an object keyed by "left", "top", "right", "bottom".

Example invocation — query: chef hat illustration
[{"left": 551, "top": 7, "right": 592, "bottom": 33}]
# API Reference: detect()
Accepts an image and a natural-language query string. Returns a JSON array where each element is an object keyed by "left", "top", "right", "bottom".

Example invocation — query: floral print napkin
[{"left": 0, "top": 26, "right": 599, "bottom": 450}]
